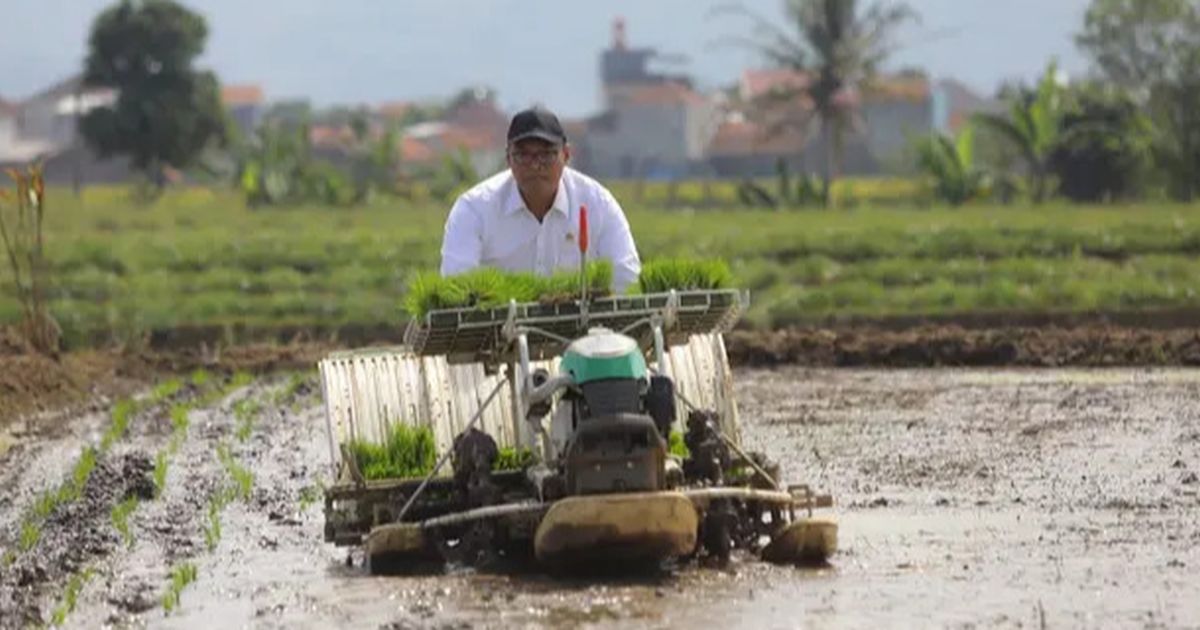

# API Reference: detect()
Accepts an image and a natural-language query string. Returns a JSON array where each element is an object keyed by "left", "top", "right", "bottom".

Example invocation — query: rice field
[{"left": 3, "top": 184, "right": 1200, "bottom": 346}]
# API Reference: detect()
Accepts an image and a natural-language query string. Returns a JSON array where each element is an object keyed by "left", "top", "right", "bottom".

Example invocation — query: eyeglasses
[{"left": 509, "top": 149, "right": 562, "bottom": 167}]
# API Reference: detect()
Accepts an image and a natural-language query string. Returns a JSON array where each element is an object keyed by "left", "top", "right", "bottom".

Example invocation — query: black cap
[{"left": 507, "top": 106, "right": 567, "bottom": 146}]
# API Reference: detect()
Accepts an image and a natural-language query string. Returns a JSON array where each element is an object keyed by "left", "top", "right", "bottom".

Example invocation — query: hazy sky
[{"left": 3, "top": 0, "right": 1092, "bottom": 117}]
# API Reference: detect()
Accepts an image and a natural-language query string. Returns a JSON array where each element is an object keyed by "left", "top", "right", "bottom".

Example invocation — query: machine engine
[{"left": 556, "top": 328, "right": 677, "bottom": 495}]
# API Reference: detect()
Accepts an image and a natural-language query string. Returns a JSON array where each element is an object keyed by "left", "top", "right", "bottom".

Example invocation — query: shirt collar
[{"left": 505, "top": 171, "right": 569, "bottom": 218}]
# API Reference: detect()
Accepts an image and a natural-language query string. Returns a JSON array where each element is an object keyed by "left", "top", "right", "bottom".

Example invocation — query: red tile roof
[
  {"left": 616, "top": 82, "right": 708, "bottom": 107},
  {"left": 741, "top": 69, "right": 930, "bottom": 105},
  {"left": 438, "top": 125, "right": 502, "bottom": 151},
  {"left": 741, "top": 68, "right": 810, "bottom": 101},
  {"left": 221, "top": 84, "right": 265, "bottom": 106},
  {"left": 706, "top": 118, "right": 811, "bottom": 157},
  {"left": 376, "top": 101, "right": 413, "bottom": 120},
  {"left": 308, "top": 124, "right": 356, "bottom": 149},
  {"left": 401, "top": 136, "right": 436, "bottom": 163}
]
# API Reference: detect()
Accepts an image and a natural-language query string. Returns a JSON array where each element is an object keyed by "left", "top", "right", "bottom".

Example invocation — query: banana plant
[
  {"left": 973, "top": 61, "right": 1065, "bottom": 203},
  {"left": 915, "top": 123, "right": 990, "bottom": 206}
]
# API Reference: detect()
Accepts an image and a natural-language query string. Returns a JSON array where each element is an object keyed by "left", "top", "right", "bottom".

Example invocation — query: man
[{"left": 440, "top": 106, "right": 641, "bottom": 293}]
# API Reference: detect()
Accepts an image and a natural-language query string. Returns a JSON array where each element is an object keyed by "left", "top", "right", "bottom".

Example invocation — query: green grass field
[{"left": 3, "top": 185, "right": 1200, "bottom": 347}]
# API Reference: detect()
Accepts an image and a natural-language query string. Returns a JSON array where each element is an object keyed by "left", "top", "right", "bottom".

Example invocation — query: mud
[
  {"left": 0, "top": 452, "right": 154, "bottom": 628},
  {"left": 0, "top": 367, "right": 1198, "bottom": 628},
  {"left": 726, "top": 325, "right": 1200, "bottom": 368}
]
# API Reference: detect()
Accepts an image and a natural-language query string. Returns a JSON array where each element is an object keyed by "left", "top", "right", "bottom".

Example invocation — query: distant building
[
  {"left": 571, "top": 19, "right": 721, "bottom": 179},
  {"left": 221, "top": 84, "right": 265, "bottom": 133},
  {"left": 711, "top": 68, "right": 937, "bottom": 177},
  {"left": 0, "top": 75, "right": 128, "bottom": 185},
  {"left": 932, "top": 78, "right": 1003, "bottom": 134}
]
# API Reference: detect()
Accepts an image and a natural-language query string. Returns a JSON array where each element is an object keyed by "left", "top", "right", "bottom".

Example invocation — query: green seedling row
[
  {"left": 160, "top": 562, "right": 198, "bottom": 614},
  {"left": 48, "top": 566, "right": 95, "bottom": 627},
  {"left": 405, "top": 261, "right": 614, "bottom": 318},
  {"left": 346, "top": 424, "right": 437, "bottom": 480}
]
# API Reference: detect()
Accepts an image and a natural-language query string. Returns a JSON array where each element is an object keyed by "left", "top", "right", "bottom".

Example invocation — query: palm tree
[
  {"left": 972, "top": 62, "right": 1065, "bottom": 203},
  {"left": 720, "top": 0, "right": 918, "bottom": 206}
]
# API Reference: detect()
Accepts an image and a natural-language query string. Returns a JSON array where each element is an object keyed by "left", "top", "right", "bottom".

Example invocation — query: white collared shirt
[{"left": 440, "top": 167, "right": 641, "bottom": 293}]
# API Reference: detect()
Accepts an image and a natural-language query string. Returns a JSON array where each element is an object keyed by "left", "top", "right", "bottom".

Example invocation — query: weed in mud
[
  {"left": 110, "top": 496, "right": 139, "bottom": 547},
  {"left": 2, "top": 549, "right": 14, "bottom": 567},
  {"left": 49, "top": 566, "right": 95, "bottom": 627},
  {"left": 152, "top": 451, "right": 169, "bottom": 498},
  {"left": 160, "top": 562, "right": 198, "bottom": 614}
]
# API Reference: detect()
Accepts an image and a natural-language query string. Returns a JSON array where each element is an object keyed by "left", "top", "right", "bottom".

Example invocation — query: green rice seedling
[
  {"left": 217, "top": 443, "right": 254, "bottom": 500},
  {"left": 49, "top": 566, "right": 95, "bottom": 627},
  {"left": 298, "top": 481, "right": 324, "bottom": 511},
  {"left": 110, "top": 496, "right": 139, "bottom": 547},
  {"left": 150, "top": 378, "right": 183, "bottom": 404},
  {"left": 405, "top": 261, "right": 616, "bottom": 317},
  {"left": 169, "top": 404, "right": 189, "bottom": 436},
  {"left": 668, "top": 431, "right": 690, "bottom": 458},
  {"left": 161, "top": 562, "right": 198, "bottom": 614},
  {"left": 494, "top": 447, "right": 536, "bottom": 471},
  {"left": 346, "top": 423, "right": 437, "bottom": 480},
  {"left": 233, "top": 398, "right": 261, "bottom": 442},
  {"left": 152, "top": 451, "right": 169, "bottom": 498},
  {"left": 190, "top": 369, "right": 210, "bottom": 388},
  {"left": 101, "top": 399, "right": 137, "bottom": 452},
  {"left": 65, "top": 447, "right": 98, "bottom": 501},
  {"left": 19, "top": 521, "right": 40, "bottom": 551},
  {"left": 537, "top": 261, "right": 614, "bottom": 303},
  {"left": 32, "top": 489, "right": 58, "bottom": 519},
  {"left": 229, "top": 371, "right": 253, "bottom": 389},
  {"left": 203, "top": 497, "right": 223, "bottom": 551},
  {"left": 403, "top": 270, "right": 469, "bottom": 317},
  {"left": 638, "top": 259, "right": 733, "bottom": 294}
]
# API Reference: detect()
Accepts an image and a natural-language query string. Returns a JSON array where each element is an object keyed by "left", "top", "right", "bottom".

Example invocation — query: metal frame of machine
[{"left": 321, "top": 288, "right": 837, "bottom": 573}]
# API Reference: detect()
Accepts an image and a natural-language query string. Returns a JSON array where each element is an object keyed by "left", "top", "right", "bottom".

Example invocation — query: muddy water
[{"left": 3, "top": 368, "right": 1200, "bottom": 629}]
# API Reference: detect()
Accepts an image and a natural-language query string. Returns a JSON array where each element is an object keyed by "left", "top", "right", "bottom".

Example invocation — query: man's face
[{"left": 507, "top": 138, "right": 569, "bottom": 198}]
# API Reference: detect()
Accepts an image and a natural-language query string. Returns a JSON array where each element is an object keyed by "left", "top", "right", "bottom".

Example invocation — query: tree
[
  {"left": 80, "top": 0, "right": 228, "bottom": 188},
  {"left": 719, "top": 0, "right": 918, "bottom": 206},
  {"left": 1076, "top": 0, "right": 1200, "bottom": 200},
  {"left": 1049, "top": 82, "right": 1154, "bottom": 202},
  {"left": 915, "top": 124, "right": 990, "bottom": 206},
  {"left": 973, "top": 62, "right": 1066, "bottom": 203},
  {"left": 1076, "top": 0, "right": 1197, "bottom": 91}
]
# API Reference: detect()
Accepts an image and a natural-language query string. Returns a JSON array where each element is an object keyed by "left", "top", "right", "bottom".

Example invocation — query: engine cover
[{"left": 563, "top": 413, "right": 666, "bottom": 495}]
